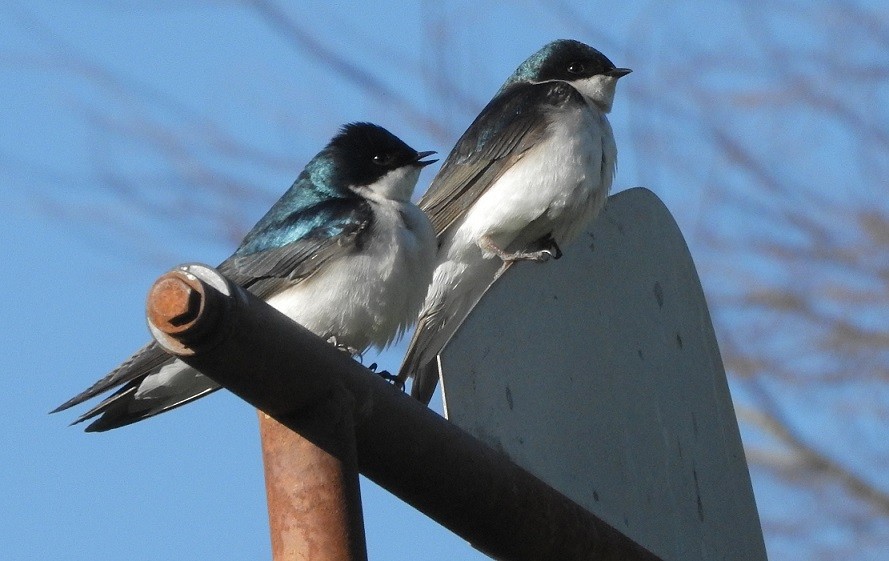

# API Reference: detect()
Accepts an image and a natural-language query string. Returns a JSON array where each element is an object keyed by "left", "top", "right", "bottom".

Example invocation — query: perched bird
[
  {"left": 397, "top": 39, "right": 631, "bottom": 404},
  {"left": 54, "top": 122, "right": 437, "bottom": 431}
]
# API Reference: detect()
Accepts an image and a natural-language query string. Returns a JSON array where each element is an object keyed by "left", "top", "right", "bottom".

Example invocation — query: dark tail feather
[
  {"left": 70, "top": 383, "right": 140, "bottom": 426},
  {"left": 51, "top": 343, "right": 171, "bottom": 414},
  {"left": 395, "top": 308, "right": 443, "bottom": 394},
  {"left": 409, "top": 359, "right": 441, "bottom": 405},
  {"left": 81, "top": 385, "right": 221, "bottom": 432}
]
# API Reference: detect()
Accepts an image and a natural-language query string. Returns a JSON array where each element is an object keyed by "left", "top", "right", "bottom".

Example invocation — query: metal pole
[
  {"left": 147, "top": 264, "right": 663, "bottom": 561},
  {"left": 258, "top": 391, "right": 367, "bottom": 561},
  {"left": 148, "top": 264, "right": 367, "bottom": 561}
]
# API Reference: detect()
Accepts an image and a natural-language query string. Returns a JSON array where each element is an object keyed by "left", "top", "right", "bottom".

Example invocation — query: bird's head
[
  {"left": 500, "top": 39, "right": 631, "bottom": 113},
  {"left": 328, "top": 123, "right": 437, "bottom": 202}
]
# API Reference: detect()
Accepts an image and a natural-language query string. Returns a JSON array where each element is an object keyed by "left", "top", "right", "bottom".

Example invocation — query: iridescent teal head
[
  {"left": 237, "top": 123, "right": 436, "bottom": 255},
  {"left": 499, "top": 39, "right": 631, "bottom": 112}
]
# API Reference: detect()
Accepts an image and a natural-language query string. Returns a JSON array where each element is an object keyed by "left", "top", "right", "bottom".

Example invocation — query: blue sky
[{"left": 3, "top": 2, "right": 886, "bottom": 560}]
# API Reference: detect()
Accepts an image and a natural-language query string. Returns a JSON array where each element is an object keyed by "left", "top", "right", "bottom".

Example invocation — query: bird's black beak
[
  {"left": 415, "top": 150, "right": 438, "bottom": 167},
  {"left": 606, "top": 68, "right": 632, "bottom": 78}
]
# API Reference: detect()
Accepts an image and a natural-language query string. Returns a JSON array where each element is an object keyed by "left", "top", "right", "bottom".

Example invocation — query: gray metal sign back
[{"left": 439, "top": 188, "right": 767, "bottom": 561}]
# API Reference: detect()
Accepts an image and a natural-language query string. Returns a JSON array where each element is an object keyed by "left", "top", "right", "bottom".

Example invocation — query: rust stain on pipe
[{"left": 147, "top": 275, "right": 204, "bottom": 332}]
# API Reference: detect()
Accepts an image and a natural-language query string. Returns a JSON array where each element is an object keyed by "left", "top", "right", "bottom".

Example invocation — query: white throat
[
  {"left": 352, "top": 166, "right": 422, "bottom": 203},
  {"left": 570, "top": 74, "right": 620, "bottom": 113}
]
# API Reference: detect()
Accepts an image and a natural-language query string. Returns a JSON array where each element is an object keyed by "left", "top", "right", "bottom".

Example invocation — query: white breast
[
  {"left": 267, "top": 200, "right": 436, "bottom": 352},
  {"left": 449, "top": 101, "right": 616, "bottom": 258}
]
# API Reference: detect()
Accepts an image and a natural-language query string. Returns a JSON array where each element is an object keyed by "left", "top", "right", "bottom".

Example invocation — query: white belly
[
  {"left": 267, "top": 200, "right": 436, "bottom": 351},
  {"left": 450, "top": 103, "right": 615, "bottom": 258},
  {"left": 409, "top": 102, "right": 617, "bottom": 370}
]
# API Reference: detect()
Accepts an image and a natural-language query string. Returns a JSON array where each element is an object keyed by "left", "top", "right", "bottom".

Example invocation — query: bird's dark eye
[
  {"left": 372, "top": 153, "right": 395, "bottom": 166},
  {"left": 567, "top": 62, "right": 585, "bottom": 74}
]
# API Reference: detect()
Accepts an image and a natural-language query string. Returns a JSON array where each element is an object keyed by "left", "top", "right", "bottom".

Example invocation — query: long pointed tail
[{"left": 409, "top": 359, "right": 441, "bottom": 405}]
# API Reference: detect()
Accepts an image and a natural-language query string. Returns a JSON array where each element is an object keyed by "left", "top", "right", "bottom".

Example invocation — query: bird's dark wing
[
  {"left": 419, "top": 81, "right": 584, "bottom": 235},
  {"left": 218, "top": 197, "right": 373, "bottom": 299},
  {"left": 53, "top": 197, "right": 374, "bottom": 429}
]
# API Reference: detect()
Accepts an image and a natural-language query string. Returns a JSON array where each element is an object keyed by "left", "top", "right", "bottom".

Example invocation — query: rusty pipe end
[
  {"left": 147, "top": 265, "right": 232, "bottom": 356},
  {"left": 148, "top": 274, "right": 205, "bottom": 333}
]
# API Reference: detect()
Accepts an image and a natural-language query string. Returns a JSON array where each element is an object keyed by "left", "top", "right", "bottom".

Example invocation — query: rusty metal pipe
[
  {"left": 149, "top": 264, "right": 367, "bottom": 561},
  {"left": 258, "top": 392, "right": 367, "bottom": 561},
  {"left": 146, "top": 264, "right": 663, "bottom": 561}
]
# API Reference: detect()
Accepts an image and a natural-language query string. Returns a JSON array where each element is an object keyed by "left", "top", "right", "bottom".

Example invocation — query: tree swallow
[
  {"left": 396, "top": 39, "right": 631, "bottom": 404},
  {"left": 54, "top": 122, "right": 438, "bottom": 431}
]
